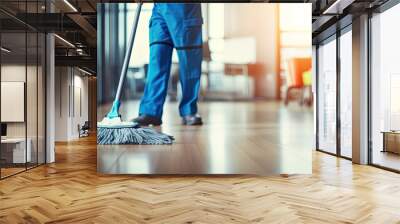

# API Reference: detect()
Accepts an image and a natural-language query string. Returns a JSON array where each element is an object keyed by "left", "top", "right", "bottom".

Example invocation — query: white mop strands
[
  {"left": 97, "top": 116, "right": 174, "bottom": 145},
  {"left": 97, "top": 126, "right": 174, "bottom": 145}
]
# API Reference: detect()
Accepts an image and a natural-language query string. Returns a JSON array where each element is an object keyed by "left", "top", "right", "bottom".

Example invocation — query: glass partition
[
  {"left": 0, "top": 1, "right": 46, "bottom": 179},
  {"left": 27, "top": 30, "right": 38, "bottom": 169},
  {"left": 1, "top": 30, "right": 28, "bottom": 177},
  {"left": 38, "top": 32, "right": 45, "bottom": 165}
]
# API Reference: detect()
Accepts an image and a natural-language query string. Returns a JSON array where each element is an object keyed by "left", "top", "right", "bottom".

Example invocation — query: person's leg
[
  {"left": 138, "top": 8, "right": 173, "bottom": 121},
  {"left": 176, "top": 48, "right": 202, "bottom": 117},
  {"left": 139, "top": 44, "right": 173, "bottom": 118},
  {"left": 163, "top": 4, "right": 203, "bottom": 118}
]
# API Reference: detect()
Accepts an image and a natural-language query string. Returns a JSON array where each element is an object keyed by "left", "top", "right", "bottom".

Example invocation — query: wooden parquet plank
[{"left": 0, "top": 127, "right": 400, "bottom": 223}]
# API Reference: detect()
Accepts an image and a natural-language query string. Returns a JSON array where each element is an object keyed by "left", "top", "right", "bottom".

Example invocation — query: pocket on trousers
[{"left": 180, "top": 18, "right": 203, "bottom": 47}]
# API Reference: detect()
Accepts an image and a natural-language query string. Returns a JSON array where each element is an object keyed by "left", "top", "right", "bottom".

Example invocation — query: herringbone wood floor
[{"left": 1, "top": 135, "right": 400, "bottom": 223}]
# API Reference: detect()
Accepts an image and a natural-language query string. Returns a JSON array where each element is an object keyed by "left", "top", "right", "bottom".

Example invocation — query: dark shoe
[
  {"left": 182, "top": 114, "right": 203, "bottom": 126},
  {"left": 132, "top": 115, "right": 162, "bottom": 126}
]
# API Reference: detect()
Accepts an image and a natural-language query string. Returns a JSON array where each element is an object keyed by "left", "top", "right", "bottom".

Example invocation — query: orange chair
[{"left": 284, "top": 57, "right": 312, "bottom": 106}]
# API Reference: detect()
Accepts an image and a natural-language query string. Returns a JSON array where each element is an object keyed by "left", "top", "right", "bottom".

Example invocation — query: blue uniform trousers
[{"left": 139, "top": 3, "right": 203, "bottom": 118}]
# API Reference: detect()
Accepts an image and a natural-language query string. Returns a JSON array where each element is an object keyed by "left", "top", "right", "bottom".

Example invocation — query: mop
[{"left": 97, "top": 2, "right": 173, "bottom": 145}]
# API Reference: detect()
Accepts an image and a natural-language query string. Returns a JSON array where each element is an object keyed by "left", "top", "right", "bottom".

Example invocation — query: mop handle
[{"left": 115, "top": 2, "right": 143, "bottom": 102}]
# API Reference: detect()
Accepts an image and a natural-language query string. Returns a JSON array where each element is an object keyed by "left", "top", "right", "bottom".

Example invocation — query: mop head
[{"left": 97, "top": 117, "right": 174, "bottom": 145}]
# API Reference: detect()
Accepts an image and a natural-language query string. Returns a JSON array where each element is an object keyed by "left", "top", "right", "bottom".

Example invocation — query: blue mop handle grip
[{"left": 106, "top": 100, "right": 121, "bottom": 119}]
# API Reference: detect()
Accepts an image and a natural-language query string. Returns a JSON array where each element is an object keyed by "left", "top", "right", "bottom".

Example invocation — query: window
[
  {"left": 279, "top": 4, "right": 312, "bottom": 99},
  {"left": 370, "top": 3, "right": 400, "bottom": 171},
  {"left": 339, "top": 29, "right": 352, "bottom": 158},
  {"left": 317, "top": 37, "right": 337, "bottom": 154},
  {"left": 208, "top": 4, "right": 224, "bottom": 39}
]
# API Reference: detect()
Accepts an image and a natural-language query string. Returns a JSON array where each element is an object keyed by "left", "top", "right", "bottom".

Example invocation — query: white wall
[
  {"left": 1, "top": 65, "right": 40, "bottom": 137},
  {"left": 55, "top": 67, "right": 89, "bottom": 141},
  {"left": 1, "top": 65, "right": 26, "bottom": 139},
  {"left": 1, "top": 63, "right": 46, "bottom": 164},
  {"left": 223, "top": 4, "right": 278, "bottom": 99},
  {"left": 55, "top": 66, "right": 68, "bottom": 141},
  {"left": 72, "top": 73, "right": 89, "bottom": 138}
]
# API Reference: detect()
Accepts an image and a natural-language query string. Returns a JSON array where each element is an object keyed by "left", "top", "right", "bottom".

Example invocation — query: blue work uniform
[{"left": 139, "top": 3, "right": 203, "bottom": 118}]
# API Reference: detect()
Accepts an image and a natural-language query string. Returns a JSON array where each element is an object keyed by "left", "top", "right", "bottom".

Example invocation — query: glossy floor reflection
[
  {"left": 373, "top": 150, "right": 400, "bottom": 171},
  {"left": 97, "top": 101, "right": 313, "bottom": 175}
]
